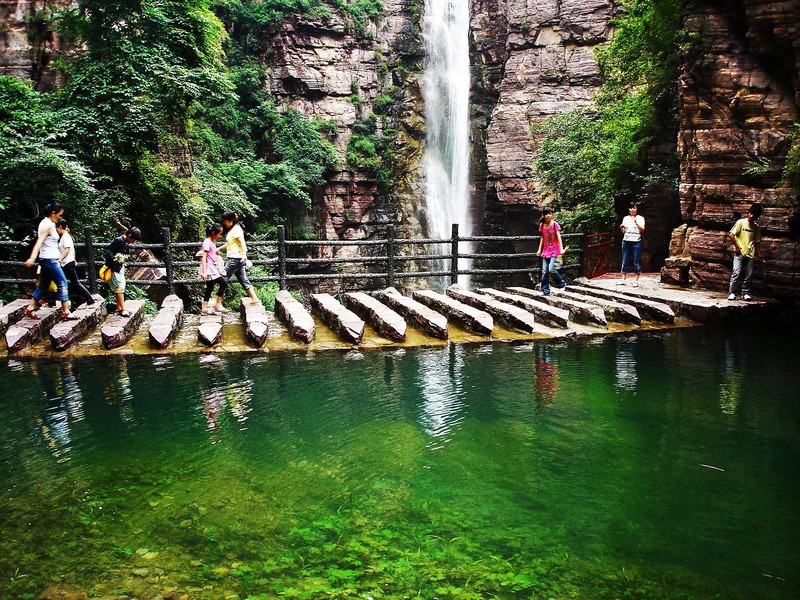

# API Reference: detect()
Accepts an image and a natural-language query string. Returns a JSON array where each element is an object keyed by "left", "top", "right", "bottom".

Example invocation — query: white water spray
[{"left": 422, "top": 0, "right": 471, "bottom": 286}]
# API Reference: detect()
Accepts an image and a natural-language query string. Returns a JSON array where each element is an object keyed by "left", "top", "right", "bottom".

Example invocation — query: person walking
[
  {"left": 198, "top": 223, "right": 229, "bottom": 315},
  {"left": 23, "top": 203, "right": 75, "bottom": 320},
  {"left": 727, "top": 203, "right": 762, "bottom": 301},
  {"left": 219, "top": 211, "right": 259, "bottom": 305},
  {"left": 618, "top": 201, "right": 645, "bottom": 286},
  {"left": 104, "top": 226, "right": 142, "bottom": 317},
  {"left": 56, "top": 219, "right": 95, "bottom": 307},
  {"left": 536, "top": 207, "right": 566, "bottom": 296}
]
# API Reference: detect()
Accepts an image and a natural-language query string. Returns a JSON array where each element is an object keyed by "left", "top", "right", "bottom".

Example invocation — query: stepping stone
[
  {"left": 0, "top": 299, "right": 30, "bottom": 336},
  {"left": 101, "top": 300, "right": 146, "bottom": 349},
  {"left": 50, "top": 295, "right": 107, "bottom": 351},
  {"left": 274, "top": 290, "right": 315, "bottom": 343},
  {"left": 310, "top": 293, "right": 365, "bottom": 344},
  {"left": 240, "top": 300, "right": 270, "bottom": 347},
  {"left": 446, "top": 285, "right": 538, "bottom": 334},
  {"left": 551, "top": 288, "right": 641, "bottom": 325},
  {"left": 5, "top": 306, "right": 60, "bottom": 353},
  {"left": 148, "top": 294, "right": 184, "bottom": 349},
  {"left": 343, "top": 291, "right": 406, "bottom": 342},
  {"left": 507, "top": 286, "right": 607, "bottom": 327},
  {"left": 479, "top": 288, "right": 570, "bottom": 329},
  {"left": 376, "top": 287, "right": 448, "bottom": 339},
  {"left": 198, "top": 313, "right": 223, "bottom": 346},
  {"left": 412, "top": 289, "right": 493, "bottom": 336},
  {"left": 569, "top": 284, "right": 675, "bottom": 323}
]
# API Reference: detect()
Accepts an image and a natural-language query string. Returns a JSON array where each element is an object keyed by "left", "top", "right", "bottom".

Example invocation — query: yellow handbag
[{"left": 98, "top": 265, "right": 113, "bottom": 282}]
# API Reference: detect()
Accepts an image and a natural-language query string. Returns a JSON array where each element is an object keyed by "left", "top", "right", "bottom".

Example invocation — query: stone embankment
[{"left": 1, "top": 276, "right": 778, "bottom": 358}]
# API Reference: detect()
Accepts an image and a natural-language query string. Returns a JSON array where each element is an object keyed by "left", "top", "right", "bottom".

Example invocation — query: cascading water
[{"left": 422, "top": 0, "right": 471, "bottom": 286}]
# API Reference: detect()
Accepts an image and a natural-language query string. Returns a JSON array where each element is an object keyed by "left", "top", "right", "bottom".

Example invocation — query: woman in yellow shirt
[{"left": 219, "top": 211, "right": 259, "bottom": 305}]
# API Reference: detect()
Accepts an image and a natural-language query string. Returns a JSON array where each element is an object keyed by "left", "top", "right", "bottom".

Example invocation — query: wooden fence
[{"left": 0, "top": 224, "right": 604, "bottom": 295}]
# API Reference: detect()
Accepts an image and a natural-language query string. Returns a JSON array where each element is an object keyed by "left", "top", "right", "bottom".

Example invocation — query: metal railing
[{"left": 0, "top": 223, "right": 592, "bottom": 295}]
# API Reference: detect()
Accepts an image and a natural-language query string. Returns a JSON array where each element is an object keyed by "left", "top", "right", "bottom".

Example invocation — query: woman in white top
[
  {"left": 23, "top": 203, "right": 76, "bottom": 319},
  {"left": 618, "top": 201, "right": 646, "bottom": 286},
  {"left": 56, "top": 218, "right": 95, "bottom": 306},
  {"left": 219, "top": 211, "right": 259, "bottom": 305}
]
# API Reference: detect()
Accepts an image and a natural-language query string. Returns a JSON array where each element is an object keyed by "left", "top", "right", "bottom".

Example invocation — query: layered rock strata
[{"left": 665, "top": 0, "right": 800, "bottom": 300}]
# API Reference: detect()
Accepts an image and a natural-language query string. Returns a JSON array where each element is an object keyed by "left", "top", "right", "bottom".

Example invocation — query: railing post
[
  {"left": 579, "top": 221, "right": 589, "bottom": 278},
  {"left": 277, "top": 225, "right": 286, "bottom": 290},
  {"left": 85, "top": 227, "right": 97, "bottom": 295},
  {"left": 386, "top": 224, "right": 395, "bottom": 287},
  {"left": 450, "top": 223, "right": 459, "bottom": 285},
  {"left": 162, "top": 227, "right": 174, "bottom": 295}
]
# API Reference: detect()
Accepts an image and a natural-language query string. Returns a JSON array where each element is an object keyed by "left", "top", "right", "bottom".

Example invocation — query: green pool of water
[{"left": 1, "top": 328, "right": 798, "bottom": 599}]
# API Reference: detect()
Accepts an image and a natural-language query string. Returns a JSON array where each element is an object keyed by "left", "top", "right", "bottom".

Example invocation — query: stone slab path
[{"left": 2, "top": 275, "right": 776, "bottom": 358}]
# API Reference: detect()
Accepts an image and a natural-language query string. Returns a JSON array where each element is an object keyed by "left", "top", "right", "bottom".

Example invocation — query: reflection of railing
[
  {"left": 583, "top": 231, "right": 613, "bottom": 279},
  {"left": 0, "top": 224, "right": 591, "bottom": 295}
]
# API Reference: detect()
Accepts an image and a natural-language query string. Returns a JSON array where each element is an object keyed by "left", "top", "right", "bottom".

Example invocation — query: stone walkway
[{"left": 1, "top": 275, "right": 774, "bottom": 358}]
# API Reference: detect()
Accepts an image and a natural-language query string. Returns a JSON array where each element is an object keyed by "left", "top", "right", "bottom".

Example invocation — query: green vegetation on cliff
[
  {"left": 532, "top": 0, "right": 683, "bottom": 231},
  {"left": 0, "top": 0, "right": 380, "bottom": 243}
]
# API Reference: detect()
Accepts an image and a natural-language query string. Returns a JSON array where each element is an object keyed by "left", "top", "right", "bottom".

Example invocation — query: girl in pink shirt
[
  {"left": 198, "top": 223, "right": 229, "bottom": 315},
  {"left": 536, "top": 208, "right": 566, "bottom": 295}
]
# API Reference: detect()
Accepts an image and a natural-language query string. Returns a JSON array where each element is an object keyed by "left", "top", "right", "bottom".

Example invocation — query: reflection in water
[
  {"left": 719, "top": 338, "right": 743, "bottom": 415},
  {"left": 417, "top": 345, "right": 466, "bottom": 443},
  {"left": 102, "top": 356, "right": 136, "bottom": 426},
  {"left": 197, "top": 355, "right": 253, "bottom": 436},
  {"left": 614, "top": 337, "right": 638, "bottom": 393},
  {"left": 533, "top": 344, "right": 559, "bottom": 408},
  {"left": 31, "top": 361, "right": 86, "bottom": 461}
]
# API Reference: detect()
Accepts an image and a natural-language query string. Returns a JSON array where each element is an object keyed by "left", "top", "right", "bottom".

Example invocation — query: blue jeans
[
  {"left": 729, "top": 254, "right": 754, "bottom": 295},
  {"left": 541, "top": 256, "right": 565, "bottom": 294},
  {"left": 621, "top": 240, "right": 642, "bottom": 274},
  {"left": 32, "top": 258, "right": 69, "bottom": 303}
]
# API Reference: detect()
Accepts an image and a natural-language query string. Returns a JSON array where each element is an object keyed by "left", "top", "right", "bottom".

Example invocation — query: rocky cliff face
[
  {"left": 664, "top": 0, "right": 800, "bottom": 300},
  {"left": 0, "top": 0, "right": 74, "bottom": 89},
  {"left": 470, "top": 0, "right": 615, "bottom": 236},
  {"left": 264, "top": 2, "right": 423, "bottom": 250}
]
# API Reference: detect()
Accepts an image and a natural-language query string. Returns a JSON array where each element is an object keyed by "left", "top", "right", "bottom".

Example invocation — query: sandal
[
  {"left": 61, "top": 310, "right": 80, "bottom": 320},
  {"left": 23, "top": 307, "right": 39, "bottom": 320},
  {"left": 116, "top": 310, "right": 132, "bottom": 318}
]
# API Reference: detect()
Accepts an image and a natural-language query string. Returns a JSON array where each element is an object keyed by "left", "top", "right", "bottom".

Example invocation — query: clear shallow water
[{"left": 1, "top": 328, "right": 798, "bottom": 599}]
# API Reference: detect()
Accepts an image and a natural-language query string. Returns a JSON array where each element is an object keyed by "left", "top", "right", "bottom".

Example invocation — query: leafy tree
[
  {"left": 53, "top": 0, "right": 233, "bottom": 238},
  {"left": 0, "top": 76, "right": 112, "bottom": 238}
]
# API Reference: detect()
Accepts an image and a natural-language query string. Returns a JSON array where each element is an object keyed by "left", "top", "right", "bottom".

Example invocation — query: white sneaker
[
  {"left": 727, "top": 293, "right": 735, "bottom": 301},
  {"left": 631, "top": 281, "right": 639, "bottom": 287},
  {"left": 743, "top": 294, "right": 752, "bottom": 301},
  {"left": 616, "top": 280, "right": 626, "bottom": 286}
]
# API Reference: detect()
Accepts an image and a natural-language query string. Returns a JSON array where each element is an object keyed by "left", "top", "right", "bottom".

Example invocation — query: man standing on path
[{"left": 727, "top": 204, "right": 762, "bottom": 301}]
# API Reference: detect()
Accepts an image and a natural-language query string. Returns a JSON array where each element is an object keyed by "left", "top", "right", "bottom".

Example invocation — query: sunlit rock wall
[
  {"left": 665, "top": 0, "right": 800, "bottom": 301},
  {"left": 470, "top": 0, "right": 615, "bottom": 237},
  {"left": 0, "top": 0, "right": 74, "bottom": 89},
  {"left": 265, "top": 2, "right": 423, "bottom": 248}
]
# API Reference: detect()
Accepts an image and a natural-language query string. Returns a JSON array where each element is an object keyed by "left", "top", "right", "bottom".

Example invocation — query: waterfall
[{"left": 422, "top": 0, "right": 471, "bottom": 286}]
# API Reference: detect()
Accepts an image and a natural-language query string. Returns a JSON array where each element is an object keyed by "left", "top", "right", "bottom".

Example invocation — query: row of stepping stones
[
  {"left": 2, "top": 284, "right": 675, "bottom": 353},
  {"left": 292, "top": 284, "right": 674, "bottom": 345}
]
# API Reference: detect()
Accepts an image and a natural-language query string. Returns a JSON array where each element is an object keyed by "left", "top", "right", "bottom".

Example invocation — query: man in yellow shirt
[{"left": 727, "top": 204, "right": 762, "bottom": 301}]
